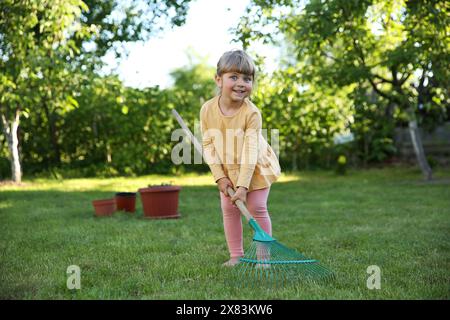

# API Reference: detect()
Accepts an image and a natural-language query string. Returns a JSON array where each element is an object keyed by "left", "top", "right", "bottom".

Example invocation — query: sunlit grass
[
  {"left": 0, "top": 166, "right": 449, "bottom": 299},
  {"left": 3, "top": 172, "right": 302, "bottom": 192}
]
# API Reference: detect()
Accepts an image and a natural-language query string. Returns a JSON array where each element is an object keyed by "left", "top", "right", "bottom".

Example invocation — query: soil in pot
[
  {"left": 92, "top": 198, "right": 116, "bottom": 217},
  {"left": 138, "top": 185, "right": 181, "bottom": 219},
  {"left": 115, "top": 192, "right": 136, "bottom": 213}
]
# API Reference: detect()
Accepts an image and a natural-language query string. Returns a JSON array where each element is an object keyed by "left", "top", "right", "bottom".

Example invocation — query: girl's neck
[{"left": 218, "top": 95, "right": 244, "bottom": 112}]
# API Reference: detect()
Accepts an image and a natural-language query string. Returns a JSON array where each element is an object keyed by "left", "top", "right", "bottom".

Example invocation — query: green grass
[{"left": 1, "top": 167, "right": 449, "bottom": 299}]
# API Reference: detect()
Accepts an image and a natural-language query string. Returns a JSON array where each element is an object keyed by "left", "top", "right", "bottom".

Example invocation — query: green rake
[
  {"left": 226, "top": 186, "right": 333, "bottom": 287},
  {"left": 172, "top": 109, "right": 334, "bottom": 287}
]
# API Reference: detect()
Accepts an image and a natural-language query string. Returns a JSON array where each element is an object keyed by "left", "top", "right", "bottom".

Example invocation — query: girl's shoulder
[
  {"left": 243, "top": 99, "right": 262, "bottom": 119},
  {"left": 200, "top": 96, "right": 219, "bottom": 117},
  {"left": 244, "top": 99, "right": 261, "bottom": 114}
]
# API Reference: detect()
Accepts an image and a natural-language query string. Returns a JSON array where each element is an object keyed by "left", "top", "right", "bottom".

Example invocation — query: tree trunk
[
  {"left": 1, "top": 110, "right": 22, "bottom": 183},
  {"left": 407, "top": 107, "right": 433, "bottom": 181},
  {"left": 106, "top": 142, "right": 112, "bottom": 163}
]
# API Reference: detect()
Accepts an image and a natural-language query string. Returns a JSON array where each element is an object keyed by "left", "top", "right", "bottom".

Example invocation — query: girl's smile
[{"left": 216, "top": 72, "right": 253, "bottom": 105}]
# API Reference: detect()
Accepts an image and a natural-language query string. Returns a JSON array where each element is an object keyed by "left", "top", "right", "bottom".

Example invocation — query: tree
[
  {"left": 0, "top": 0, "right": 192, "bottom": 182},
  {"left": 75, "top": 0, "right": 192, "bottom": 59},
  {"left": 0, "top": 0, "right": 91, "bottom": 182},
  {"left": 250, "top": 66, "right": 354, "bottom": 170},
  {"left": 237, "top": 0, "right": 449, "bottom": 180}
]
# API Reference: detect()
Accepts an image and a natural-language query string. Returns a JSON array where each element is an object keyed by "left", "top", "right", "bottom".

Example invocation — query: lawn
[{"left": 0, "top": 167, "right": 449, "bottom": 299}]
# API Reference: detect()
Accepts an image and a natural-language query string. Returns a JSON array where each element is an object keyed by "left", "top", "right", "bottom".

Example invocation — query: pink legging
[{"left": 220, "top": 187, "right": 272, "bottom": 258}]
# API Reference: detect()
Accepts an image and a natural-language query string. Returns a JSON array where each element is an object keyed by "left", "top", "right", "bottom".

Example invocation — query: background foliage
[{"left": 0, "top": 0, "right": 449, "bottom": 179}]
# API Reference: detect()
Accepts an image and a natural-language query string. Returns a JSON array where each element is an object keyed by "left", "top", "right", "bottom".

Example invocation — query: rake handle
[
  {"left": 171, "top": 109, "right": 253, "bottom": 222},
  {"left": 226, "top": 187, "right": 253, "bottom": 222}
]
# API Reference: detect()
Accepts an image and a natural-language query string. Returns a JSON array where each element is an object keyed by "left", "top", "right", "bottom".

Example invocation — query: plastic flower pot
[
  {"left": 92, "top": 198, "right": 116, "bottom": 217},
  {"left": 115, "top": 192, "right": 136, "bottom": 213},
  {"left": 138, "top": 185, "right": 181, "bottom": 219}
]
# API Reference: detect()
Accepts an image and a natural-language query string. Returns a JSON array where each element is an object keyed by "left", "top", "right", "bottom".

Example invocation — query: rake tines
[{"left": 233, "top": 239, "right": 334, "bottom": 288}]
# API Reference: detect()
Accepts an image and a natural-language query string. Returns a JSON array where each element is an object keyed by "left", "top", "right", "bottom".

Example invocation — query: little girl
[{"left": 200, "top": 50, "right": 281, "bottom": 266}]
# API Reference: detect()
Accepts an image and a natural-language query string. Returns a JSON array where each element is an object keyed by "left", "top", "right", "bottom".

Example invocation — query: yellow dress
[{"left": 200, "top": 96, "right": 281, "bottom": 191}]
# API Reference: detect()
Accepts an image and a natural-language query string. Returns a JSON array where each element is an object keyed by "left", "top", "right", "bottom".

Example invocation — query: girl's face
[{"left": 216, "top": 72, "right": 253, "bottom": 103}]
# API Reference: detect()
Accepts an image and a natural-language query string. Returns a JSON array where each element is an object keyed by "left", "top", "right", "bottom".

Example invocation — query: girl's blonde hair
[{"left": 216, "top": 50, "right": 256, "bottom": 79}]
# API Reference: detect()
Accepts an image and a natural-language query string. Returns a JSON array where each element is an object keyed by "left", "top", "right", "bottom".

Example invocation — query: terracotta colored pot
[
  {"left": 115, "top": 192, "right": 136, "bottom": 213},
  {"left": 138, "top": 186, "right": 181, "bottom": 219},
  {"left": 92, "top": 198, "right": 116, "bottom": 217}
]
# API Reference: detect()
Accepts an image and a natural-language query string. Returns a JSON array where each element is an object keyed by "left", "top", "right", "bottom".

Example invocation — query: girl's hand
[
  {"left": 230, "top": 186, "right": 248, "bottom": 204},
  {"left": 217, "top": 177, "right": 233, "bottom": 196}
]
